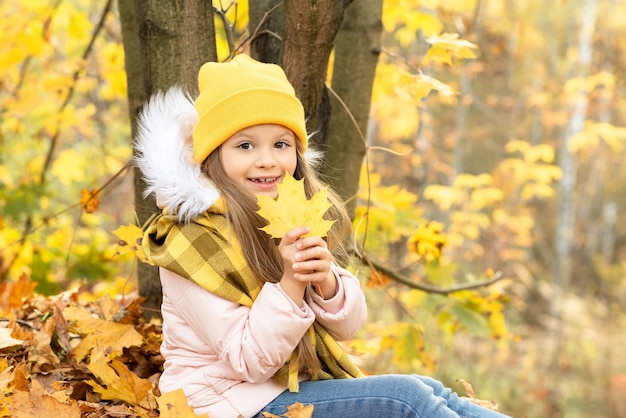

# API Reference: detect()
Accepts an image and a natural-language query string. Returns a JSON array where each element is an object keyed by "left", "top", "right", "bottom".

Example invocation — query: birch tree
[{"left": 554, "top": 0, "right": 597, "bottom": 294}]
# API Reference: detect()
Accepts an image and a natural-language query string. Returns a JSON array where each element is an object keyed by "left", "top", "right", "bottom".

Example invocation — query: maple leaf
[
  {"left": 262, "top": 402, "right": 314, "bottom": 418},
  {"left": 256, "top": 173, "right": 335, "bottom": 239},
  {"left": 112, "top": 224, "right": 153, "bottom": 264},
  {"left": 79, "top": 188, "right": 100, "bottom": 213},
  {"left": 86, "top": 357, "right": 155, "bottom": 408},
  {"left": 157, "top": 388, "right": 209, "bottom": 418},
  {"left": 63, "top": 306, "right": 144, "bottom": 362},
  {"left": 10, "top": 380, "right": 81, "bottom": 418}
]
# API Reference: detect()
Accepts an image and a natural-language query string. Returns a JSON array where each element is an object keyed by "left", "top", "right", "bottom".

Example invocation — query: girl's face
[{"left": 219, "top": 124, "right": 298, "bottom": 199}]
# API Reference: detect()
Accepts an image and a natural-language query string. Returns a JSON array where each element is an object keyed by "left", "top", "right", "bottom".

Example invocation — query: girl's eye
[
  {"left": 275, "top": 141, "right": 290, "bottom": 149},
  {"left": 238, "top": 142, "right": 253, "bottom": 150}
]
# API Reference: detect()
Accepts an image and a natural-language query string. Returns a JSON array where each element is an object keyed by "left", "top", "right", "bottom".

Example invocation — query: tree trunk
[
  {"left": 248, "top": 0, "right": 284, "bottom": 64},
  {"left": 323, "top": 0, "right": 382, "bottom": 216},
  {"left": 118, "top": 0, "right": 216, "bottom": 319},
  {"left": 281, "top": 0, "right": 351, "bottom": 147},
  {"left": 554, "top": 0, "right": 596, "bottom": 294}
]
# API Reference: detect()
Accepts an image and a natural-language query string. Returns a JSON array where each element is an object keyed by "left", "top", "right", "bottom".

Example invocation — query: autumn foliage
[
  {"left": 3, "top": 1, "right": 626, "bottom": 417},
  {"left": 0, "top": 273, "right": 340, "bottom": 417},
  {"left": 1, "top": 273, "right": 165, "bottom": 417}
]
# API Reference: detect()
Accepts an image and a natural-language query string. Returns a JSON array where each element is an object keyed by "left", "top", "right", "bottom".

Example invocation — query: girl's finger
[{"left": 281, "top": 226, "right": 310, "bottom": 246}]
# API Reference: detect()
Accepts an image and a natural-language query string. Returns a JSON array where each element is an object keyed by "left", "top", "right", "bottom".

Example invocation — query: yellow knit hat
[{"left": 192, "top": 54, "right": 308, "bottom": 164}]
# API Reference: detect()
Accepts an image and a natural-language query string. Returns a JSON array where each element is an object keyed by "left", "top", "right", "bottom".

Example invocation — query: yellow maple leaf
[
  {"left": 283, "top": 401, "right": 314, "bottom": 417},
  {"left": 87, "top": 357, "right": 154, "bottom": 408},
  {"left": 157, "top": 389, "right": 209, "bottom": 418},
  {"left": 424, "top": 33, "right": 477, "bottom": 65},
  {"left": 63, "top": 306, "right": 144, "bottom": 362},
  {"left": 256, "top": 174, "right": 335, "bottom": 239},
  {"left": 262, "top": 402, "right": 314, "bottom": 418},
  {"left": 112, "top": 224, "right": 153, "bottom": 264}
]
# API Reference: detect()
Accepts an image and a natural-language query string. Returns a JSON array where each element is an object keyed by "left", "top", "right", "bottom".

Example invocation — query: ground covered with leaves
[{"left": 0, "top": 274, "right": 319, "bottom": 417}]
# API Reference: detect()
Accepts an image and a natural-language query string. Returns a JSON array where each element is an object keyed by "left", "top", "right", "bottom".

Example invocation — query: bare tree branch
[{"left": 358, "top": 252, "right": 506, "bottom": 295}]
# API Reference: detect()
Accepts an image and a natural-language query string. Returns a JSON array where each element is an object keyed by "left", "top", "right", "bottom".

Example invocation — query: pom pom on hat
[{"left": 192, "top": 54, "right": 308, "bottom": 164}]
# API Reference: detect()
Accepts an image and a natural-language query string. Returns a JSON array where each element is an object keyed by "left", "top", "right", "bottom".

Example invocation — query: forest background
[{"left": 1, "top": 0, "right": 626, "bottom": 417}]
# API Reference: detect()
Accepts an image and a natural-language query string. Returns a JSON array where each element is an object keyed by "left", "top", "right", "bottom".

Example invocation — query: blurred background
[{"left": 1, "top": 1, "right": 625, "bottom": 417}]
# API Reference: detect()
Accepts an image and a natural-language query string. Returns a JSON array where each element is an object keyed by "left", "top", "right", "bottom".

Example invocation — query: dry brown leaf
[
  {"left": 28, "top": 319, "right": 61, "bottom": 372},
  {"left": 262, "top": 402, "right": 314, "bottom": 418},
  {"left": 0, "top": 328, "right": 23, "bottom": 350},
  {"left": 0, "top": 272, "right": 36, "bottom": 314},
  {"left": 12, "top": 363, "right": 30, "bottom": 392},
  {"left": 52, "top": 299, "right": 71, "bottom": 353},
  {"left": 10, "top": 379, "right": 81, "bottom": 418},
  {"left": 458, "top": 379, "right": 500, "bottom": 411},
  {"left": 0, "top": 360, "right": 15, "bottom": 395},
  {"left": 457, "top": 378, "right": 476, "bottom": 398},
  {"left": 283, "top": 402, "right": 314, "bottom": 418}
]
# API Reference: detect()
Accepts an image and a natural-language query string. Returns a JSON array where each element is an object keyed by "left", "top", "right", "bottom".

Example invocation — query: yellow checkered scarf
[{"left": 143, "top": 206, "right": 364, "bottom": 392}]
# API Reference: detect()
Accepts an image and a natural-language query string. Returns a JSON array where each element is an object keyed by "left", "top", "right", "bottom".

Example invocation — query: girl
[{"left": 135, "top": 54, "right": 510, "bottom": 418}]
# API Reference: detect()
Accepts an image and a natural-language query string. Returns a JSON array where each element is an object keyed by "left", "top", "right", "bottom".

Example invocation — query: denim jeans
[{"left": 254, "top": 374, "right": 510, "bottom": 418}]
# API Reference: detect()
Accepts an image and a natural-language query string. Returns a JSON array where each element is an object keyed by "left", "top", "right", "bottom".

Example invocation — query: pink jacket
[{"left": 158, "top": 265, "right": 367, "bottom": 418}]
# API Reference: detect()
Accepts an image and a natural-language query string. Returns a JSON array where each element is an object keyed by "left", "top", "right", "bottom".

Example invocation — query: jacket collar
[{"left": 134, "top": 87, "right": 219, "bottom": 223}]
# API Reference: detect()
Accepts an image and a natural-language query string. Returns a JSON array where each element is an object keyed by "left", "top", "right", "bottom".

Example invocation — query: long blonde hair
[{"left": 202, "top": 144, "right": 352, "bottom": 375}]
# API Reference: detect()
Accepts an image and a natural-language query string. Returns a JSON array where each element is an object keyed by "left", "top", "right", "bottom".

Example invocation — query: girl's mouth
[
  {"left": 251, "top": 177, "right": 279, "bottom": 183},
  {"left": 249, "top": 176, "right": 281, "bottom": 191}
]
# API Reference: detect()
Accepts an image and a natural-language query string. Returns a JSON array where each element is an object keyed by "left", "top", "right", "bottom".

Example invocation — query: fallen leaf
[
  {"left": 0, "top": 272, "right": 37, "bottom": 315},
  {"left": 457, "top": 378, "right": 476, "bottom": 398},
  {"left": 157, "top": 388, "right": 209, "bottom": 418},
  {"left": 10, "top": 379, "right": 81, "bottom": 418},
  {"left": 256, "top": 173, "right": 335, "bottom": 239},
  {"left": 0, "top": 328, "right": 23, "bottom": 350},
  {"left": 27, "top": 320, "right": 61, "bottom": 372},
  {"left": 87, "top": 357, "right": 155, "bottom": 408},
  {"left": 12, "top": 363, "right": 30, "bottom": 392},
  {"left": 283, "top": 402, "right": 314, "bottom": 418},
  {"left": 458, "top": 379, "right": 500, "bottom": 411},
  {"left": 63, "top": 306, "right": 143, "bottom": 362},
  {"left": 0, "top": 362, "right": 14, "bottom": 392}
]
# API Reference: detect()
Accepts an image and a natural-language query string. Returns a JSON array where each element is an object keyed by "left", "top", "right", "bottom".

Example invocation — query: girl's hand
[{"left": 278, "top": 226, "right": 337, "bottom": 303}]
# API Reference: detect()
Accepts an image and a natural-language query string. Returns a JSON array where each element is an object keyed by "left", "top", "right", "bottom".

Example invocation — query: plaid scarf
[{"left": 142, "top": 205, "right": 364, "bottom": 392}]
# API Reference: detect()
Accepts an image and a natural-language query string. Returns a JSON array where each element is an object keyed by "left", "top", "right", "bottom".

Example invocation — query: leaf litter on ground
[{"left": 0, "top": 273, "right": 315, "bottom": 417}]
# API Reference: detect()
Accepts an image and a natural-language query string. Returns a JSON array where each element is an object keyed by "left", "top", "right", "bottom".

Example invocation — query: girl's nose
[{"left": 256, "top": 148, "right": 277, "bottom": 168}]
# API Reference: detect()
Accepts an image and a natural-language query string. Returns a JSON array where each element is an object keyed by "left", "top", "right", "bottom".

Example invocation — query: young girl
[{"left": 135, "top": 54, "right": 510, "bottom": 418}]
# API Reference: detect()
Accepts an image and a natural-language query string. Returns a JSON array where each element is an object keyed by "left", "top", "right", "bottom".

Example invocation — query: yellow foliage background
[{"left": 1, "top": 1, "right": 626, "bottom": 417}]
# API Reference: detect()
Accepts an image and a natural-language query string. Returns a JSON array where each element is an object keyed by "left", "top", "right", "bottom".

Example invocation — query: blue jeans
[{"left": 255, "top": 374, "right": 510, "bottom": 418}]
